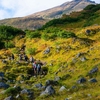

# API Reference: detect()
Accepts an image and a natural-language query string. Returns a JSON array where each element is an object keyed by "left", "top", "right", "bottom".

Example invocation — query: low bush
[{"left": 25, "top": 48, "right": 37, "bottom": 55}]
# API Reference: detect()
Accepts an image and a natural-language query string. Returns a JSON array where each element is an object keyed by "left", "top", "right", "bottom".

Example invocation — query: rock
[
  {"left": 80, "top": 57, "right": 87, "bottom": 62},
  {"left": 72, "top": 57, "right": 77, "bottom": 63},
  {"left": 20, "top": 35, "right": 25, "bottom": 39},
  {"left": 59, "top": 86, "right": 66, "bottom": 92},
  {"left": 16, "top": 94, "right": 20, "bottom": 99},
  {"left": 43, "top": 47, "right": 50, "bottom": 54},
  {"left": 54, "top": 76, "right": 61, "bottom": 81},
  {"left": 49, "top": 63, "right": 53, "bottom": 66},
  {"left": 65, "top": 99, "right": 69, "bottom": 100},
  {"left": 20, "top": 89, "right": 33, "bottom": 95},
  {"left": 2, "top": 59, "right": 7, "bottom": 64},
  {"left": 0, "top": 82, "right": 9, "bottom": 88},
  {"left": 40, "top": 85, "right": 55, "bottom": 96},
  {"left": 35, "top": 83, "right": 43, "bottom": 89},
  {"left": 0, "top": 77, "right": 4, "bottom": 81},
  {"left": 85, "top": 29, "right": 91, "bottom": 36},
  {"left": 45, "top": 80, "right": 58, "bottom": 87},
  {"left": 20, "top": 89, "right": 34, "bottom": 99},
  {"left": 4, "top": 96, "right": 13, "bottom": 100},
  {"left": 45, "top": 85, "right": 55, "bottom": 95},
  {"left": 88, "top": 78, "right": 97, "bottom": 83},
  {"left": 71, "top": 85, "right": 77, "bottom": 90},
  {"left": 89, "top": 67, "right": 98, "bottom": 74},
  {"left": 0, "top": 72, "right": 4, "bottom": 77},
  {"left": 76, "top": 52, "right": 81, "bottom": 58},
  {"left": 77, "top": 77, "right": 86, "bottom": 84}
]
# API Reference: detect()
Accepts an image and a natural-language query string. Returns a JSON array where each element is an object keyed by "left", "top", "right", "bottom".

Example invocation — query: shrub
[
  {"left": 4, "top": 41, "right": 15, "bottom": 48},
  {"left": 25, "top": 48, "right": 37, "bottom": 55},
  {"left": 41, "top": 33, "right": 50, "bottom": 40},
  {"left": 0, "top": 25, "right": 23, "bottom": 40},
  {"left": 12, "top": 48, "right": 20, "bottom": 54},
  {"left": 57, "top": 31, "right": 76, "bottom": 38},
  {"left": 0, "top": 41, "right": 4, "bottom": 49},
  {"left": 26, "top": 30, "right": 41, "bottom": 38},
  {"left": 5, "top": 87, "right": 21, "bottom": 95}
]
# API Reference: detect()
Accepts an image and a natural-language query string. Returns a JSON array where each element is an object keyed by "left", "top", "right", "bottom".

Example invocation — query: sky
[{"left": 0, "top": 0, "right": 100, "bottom": 20}]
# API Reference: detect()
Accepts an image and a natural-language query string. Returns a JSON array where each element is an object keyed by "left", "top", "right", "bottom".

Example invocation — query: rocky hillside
[
  {"left": 0, "top": 0, "right": 96, "bottom": 30},
  {"left": 0, "top": 4, "right": 100, "bottom": 100}
]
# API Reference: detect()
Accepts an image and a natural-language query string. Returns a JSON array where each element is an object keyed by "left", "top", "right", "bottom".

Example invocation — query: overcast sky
[{"left": 0, "top": 0, "right": 100, "bottom": 20}]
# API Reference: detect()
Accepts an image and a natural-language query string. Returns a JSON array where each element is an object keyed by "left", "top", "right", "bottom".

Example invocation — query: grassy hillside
[{"left": 0, "top": 4, "right": 100, "bottom": 100}]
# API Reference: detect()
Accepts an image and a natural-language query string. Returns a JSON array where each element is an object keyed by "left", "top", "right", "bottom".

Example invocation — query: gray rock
[
  {"left": 35, "top": 83, "right": 43, "bottom": 89},
  {"left": 0, "top": 77, "right": 4, "bottom": 81},
  {"left": 77, "top": 77, "right": 86, "bottom": 84},
  {"left": 65, "top": 99, "right": 69, "bottom": 100},
  {"left": 89, "top": 67, "right": 98, "bottom": 74},
  {"left": 45, "top": 80, "right": 58, "bottom": 87},
  {"left": 59, "top": 86, "right": 66, "bottom": 92},
  {"left": 80, "top": 57, "right": 87, "bottom": 62},
  {"left": 0, "top": 82, "right": 9, "bottom": 88},
  {"left": 4, "top": 96, "right": 13, "bottom": 100},
  {"left": 72, "top": 57, "right": 77, "bottom": 63},
  {"left": 43, "top": 48, "right": 50, "bottom": 54},
  {"left": 0, "top": 72, "right": 4, "bottom": 77},
  {"left": 45, "top": 85, "right": 55, "bottom": 95},
  {"left": 71, "top": 85, "right": 77, "bottom": 90},
  {"left": 85, "top": 29, "right": 91, "bottom": 36},
  {"left": 54, "top": 76, "right": 61, "bottom": 81},
  {"left": 16, "top": 94, "right": 20, "bottom": 99},
  {"left": 20, "top": 89, "right": 34, "bottom": 99},
  {"left": 20, "top": 89, "right": 33, "bottom": 95},
  {"left": 76, "top": 52, "right": 81, "bottom": 58},
  {"left": 2, "top": 59, "right": 7, "bottom": 64},
  {"left": 40, "top": 85, "right": 55, "bottom": 96},
  {"left": 88, "top": 78, "right": 97, "bottom": 83}
]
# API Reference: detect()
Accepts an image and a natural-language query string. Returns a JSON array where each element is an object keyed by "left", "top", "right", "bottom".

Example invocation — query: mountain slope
[
  {"left": 28, "top": 0, "right": 95, "bottom": 18},
  {"left": 0, "top": 0, "right": 96, "bottom": 30},
  {"left": 0, "top": 4, "right": 100, "bottom": 100}
]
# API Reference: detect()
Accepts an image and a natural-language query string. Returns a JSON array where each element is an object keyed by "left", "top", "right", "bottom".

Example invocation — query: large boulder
[{"left": 40, "top": 85, "right": 55, "bottom": 96}]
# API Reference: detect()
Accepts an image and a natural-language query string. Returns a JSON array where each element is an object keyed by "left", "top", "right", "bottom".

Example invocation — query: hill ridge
[{"left": 0, "top": 0, "right": 96, "bottom": 30}]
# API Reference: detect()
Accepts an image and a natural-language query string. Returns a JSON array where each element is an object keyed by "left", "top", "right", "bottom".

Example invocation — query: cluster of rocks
[{"left": 0, "top": 72, "right": 9, "bottom": 89}]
